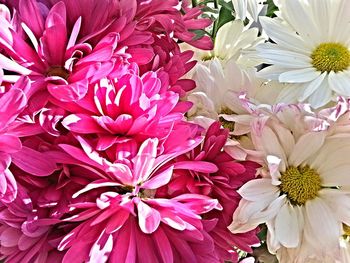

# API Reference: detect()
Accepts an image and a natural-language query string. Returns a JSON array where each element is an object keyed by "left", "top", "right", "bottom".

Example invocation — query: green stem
[
  {"left": 214, "top": 0, "right": 218, "bottom": 8},
  {"left": 192, "top": 0, "right": 197, "bottom": 7}
]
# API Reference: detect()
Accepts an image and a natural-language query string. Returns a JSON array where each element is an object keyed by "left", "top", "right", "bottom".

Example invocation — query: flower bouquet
[{"left": 0, "top": 0, "right": 349, "bottom": 262}]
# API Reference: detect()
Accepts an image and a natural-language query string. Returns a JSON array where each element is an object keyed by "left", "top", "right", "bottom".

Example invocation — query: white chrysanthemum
[
  {"left": 181, "top": 20, "right": 265, "bottom": 68},
  {"left": 257, "top": 0, "right": 350, "bottom": 109},
  {"left": 232, "top": 0, "right": 267, "bottom": 22},
  {"left": 186, "top": 57, "right": 285, "bottom": 129},
  {"left": 229, "top": 105, "right": 350, "bottom": 262}
]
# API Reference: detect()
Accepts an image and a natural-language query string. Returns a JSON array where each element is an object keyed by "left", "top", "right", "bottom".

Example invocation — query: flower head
[
  {"left": 229, "top": 104, "right": 350, "bottom": 262},
  {"left": 257, "top": 0, "right": 350, "bottom": 108}
]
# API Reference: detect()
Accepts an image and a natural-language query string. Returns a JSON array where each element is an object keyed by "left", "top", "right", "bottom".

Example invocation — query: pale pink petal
[
  {"left": 142, "top": 165, "right": 174, "bottom": 189},
  {"left": 137, "top": 200, "right": 161, "bottom": 234}
]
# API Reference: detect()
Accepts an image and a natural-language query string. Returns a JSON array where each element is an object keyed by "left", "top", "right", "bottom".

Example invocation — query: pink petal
[
  {"left": 173, "top": 161, "right": 218, "bottom": 173},
  {"left": 105, "top": 209, "right": 130, "bottom": 234},
  {"left": 142, "top": 165, "right": 174, "bottom": 189},
  {"left": 47, "top": 80, "right": 89, "bottom": 102},
  {"left": 62, "top": 114, "right": 105, "bottom": 134},
  {"left": 89, "top": 231, "right": 113, "bottom": 263},
  {"left": 132, "top": 138, "right": 158, "bottom": 183},
  {"left": 136, "top": 200, "right": 161, "bottom": 234},
  {"left": 0, "top": 88, "right": 27, "bottom": 128},
  {"left": 11, "top": 146, "right": 57, "bottom": 176},
  {"left": 73, "top": 180, "right": 121, "bottom": 198},
  {"left": 18, "top": 0, "right": 44, "bottom": 37},
  {"left": 0, "top": 135, "right": 21, "bottom": 153}
]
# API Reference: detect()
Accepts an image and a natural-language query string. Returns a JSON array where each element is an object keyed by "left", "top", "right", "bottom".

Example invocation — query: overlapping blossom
[
  {"left": 1, "top": 0, "right": 349, "bottom": 262},
  {"left": 229, "top": 103, "right": 350, "bottom": 262}
]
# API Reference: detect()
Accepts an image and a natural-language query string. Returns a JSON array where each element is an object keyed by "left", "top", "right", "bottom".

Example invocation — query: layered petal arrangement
[{"left": 1, "top": 0, "right": 350, "bottom": 262}]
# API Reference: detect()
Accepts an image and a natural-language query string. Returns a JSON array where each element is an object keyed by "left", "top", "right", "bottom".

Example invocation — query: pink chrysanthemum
[
  {"left": 55, "top": 137, "right": 222, "bottom": 262},
  {"left": 0, "top": 1, "right": 125, "bottom": 103},
  {"left": 59, "top": 66, "right": 192, "bottom": 151},
  {"left": 158, "top": 122, "right": 260, "bottom": 261}
]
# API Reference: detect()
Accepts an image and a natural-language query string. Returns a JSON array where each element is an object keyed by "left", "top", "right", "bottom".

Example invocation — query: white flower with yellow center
[
  {"left": 228, "top": 105, "right": 350, "bottom": 262},
  {"left": 257, "top": 0, "right": 350, "bottom": 109}
]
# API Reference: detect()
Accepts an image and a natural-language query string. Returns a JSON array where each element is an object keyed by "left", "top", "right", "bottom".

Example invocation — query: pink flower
[
  {"left": 0, "top": 1, "right": 123, "bottom": 102},
  {"left": 0, "top": 185, "right": 64, "bottom": 263},
  {"left": 60, "top": 67, "right": 192, "bottom": 151},
  {"left": 0, "top": 78, "right": 52, "bottom": 203},
  {"left": 159, "top": 122, "right": 260, "bottom": 261},
  {"left": 56, "top": 138, "right": 222, "bottom": 262}
]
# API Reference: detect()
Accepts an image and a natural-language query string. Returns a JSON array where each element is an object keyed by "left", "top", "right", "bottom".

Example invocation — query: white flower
[
  {"left": 232, "top": 0, "right": 267, "bottom": 22},
  {"left": 181, "top": 20, "right": 265, "bottom": 68},
  {"left": 257, "top": 0, "right": 350, "bottom": 109},
  {"left": 229, "top": 105, "right": 350, "bottom": 262}
]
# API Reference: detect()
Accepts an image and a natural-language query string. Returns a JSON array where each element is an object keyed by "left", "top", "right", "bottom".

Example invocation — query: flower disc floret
[
  {"left": 311, "top": 42, "right": 350, "bottom": 73},
  {"left": 280, "top": 165, "right": 322, "bottom": 206}
]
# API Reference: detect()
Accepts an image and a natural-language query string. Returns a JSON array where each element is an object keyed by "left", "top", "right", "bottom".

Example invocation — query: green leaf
[
  {"left": 218, "top": 0, "right": 234, "bottom": 11},
  {"left": 266, "top": 0, "right": 278, "bottom": 17},
  {"left": 212, "top": 5, "right": 234, "bottom": 39}
]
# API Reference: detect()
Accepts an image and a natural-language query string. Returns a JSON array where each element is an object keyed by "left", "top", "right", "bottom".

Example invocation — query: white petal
[
  {"left": 288, "top": 131, "right": 326, "bottom": 167},
  {"left": 308, "top": 77, "right": 333, "bottom": 108},
  {"left": 257, "top": 44, "right": 312, "bottom": 68},
  {"left": 305, "top": 198, "right": 341, "bottom": 251},
  {"left": 328, "top": 71, "right": 350, "bottom": 97},
  {"left": 259, "top": 16, "right": 311, "bottom": 53},
  {"left": 275, "top": 203, "right": 300, "bottom": 248},
  {"left": 238, "top": 178, "right": 279, "bottom": 201},
  {"left": 319, "top": 189, "right": 350, "bottom": 226},
  {"left": 321, "top": 164, "right": 350, "bottom": 187},
  {"left": 279, "top": 68, "right": 320, "bottom": 83},
  {"left": 298, "top": 72, "right": 326, "bottom": 102}
]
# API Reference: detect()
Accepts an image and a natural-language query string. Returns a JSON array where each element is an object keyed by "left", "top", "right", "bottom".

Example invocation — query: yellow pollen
[
  {"left": 343, "top": 224, "right": 350, "bottom": 236},
  {"left": 219, "top": 107, "right": 235, "bottom": 131},
  {"left": 311, "top": 42, "right": 350, "bottom": 73},
  {"left": 280, "top": 165, "right": 322, "bottom": 206}
]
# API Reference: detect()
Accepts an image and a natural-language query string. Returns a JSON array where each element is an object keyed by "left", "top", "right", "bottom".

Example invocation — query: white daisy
[
  {"left": 228, "top": 105, "right": 350, "bottom": 262},
  {"left": 257, "top": 0, "right": 350, "bottom": 109}
]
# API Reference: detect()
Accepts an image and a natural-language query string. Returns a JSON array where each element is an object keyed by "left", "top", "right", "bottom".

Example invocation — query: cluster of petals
[{"left": 0, "top": 0, "right": 261, "bottom": 262}]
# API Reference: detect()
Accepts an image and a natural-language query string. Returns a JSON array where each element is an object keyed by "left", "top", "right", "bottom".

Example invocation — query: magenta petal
[
  {"left": 127, "top": 47, "right": 154, "bottom": 65},
  {"left": 136, "top": 200, "right": 161, "bottom": 234},
  {"left": 142, "top": 165, "right": 174, "bottom": 189},
  {"left": 0, "top": 135, "right": 22, "bottom": 153},
  {"left": 132, "top": 138, "right": 158, "bottom": 183},
  {"left": 18, "top": 0, "right": 45, "bottom": 38},
  {"left": 11, "top": 146, "right": 57, "bottom": 176},
  {"left": 89, "top": 231, "right": 113, "bottom": 263},
  {"left": 0, "top": 169, "right": 17, "bottom": 203},
  {"left": 62, "top": 114, "right": 104, "bottom": 134},
  {"left": 153, "top": 227, "right": 173, "bottom": 263},
  {"left": 47, "top": 80, "right": 89, "bottom": 102},
  {"left": 73, "top": 180, "right": 121, "bottom": 198},
  {"left": 0, "top": 152, "right": 11, "bottom": 173},
  {"left": 40, "top": 24, "right": 67, "bottom": 66},
  {"left": 0, "top": 88, "right": 27, "bottom": 128},
  {"left": 0, "top": 227, "right": 21, "bottom": 247},
  {"left": 173, "top": 161, "right": 218, "bottom": 173},
  {"left": 105, "top": 209, "right": 130, "bottom": 234},
  {"left": 173, "top": 194, "right": 222, "bottom": 214}
]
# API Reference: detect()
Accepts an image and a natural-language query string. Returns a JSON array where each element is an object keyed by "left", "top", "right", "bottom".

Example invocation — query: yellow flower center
[
  {"left": 343, "top": 224, "right": 350, "bottom": 236},
  {"left": 280, "top": 165, "right": 322, "bottom": 206},
  {"left": 311, "top": 42, "right": 350, "bottom": 73},
  {"left": 219, "top": 107, "right": 235, "bottom": 131}
]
